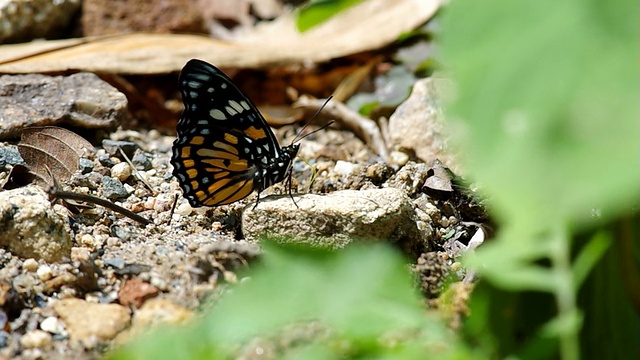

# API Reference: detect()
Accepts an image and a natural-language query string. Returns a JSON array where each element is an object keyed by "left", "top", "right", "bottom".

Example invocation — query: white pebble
[
  {"left": 23, "top": 258, "right": 39, "bottom": 272},
  {"left": 40, "top": 317, "right": 63, "bottom": 334},
  {"left": 390, "top": 151, "right": 409, "bottom": 166},
  {"left": 36, "top": 265, "right": 53, "bottom": 281},
  {"left": 111, "top": 162, "right": 132, "bottom": 182},
  {"left": 20, "top": 330, "right": 52, "bottom": 348},
  {"left": 334, "top": 160, "right": 358, "bottom": 176},
  {"left": 175, "top": 202, "right": 192, "bottom": 216}
]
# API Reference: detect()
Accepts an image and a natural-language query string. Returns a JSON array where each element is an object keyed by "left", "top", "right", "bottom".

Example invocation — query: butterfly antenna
[{"left": 291, "top": 96, "right": 333, "bottom": 144}]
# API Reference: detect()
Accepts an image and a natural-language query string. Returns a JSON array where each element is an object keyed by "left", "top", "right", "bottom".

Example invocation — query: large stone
[
  {"left": 54, "top": 299, "right": 131, "bottom": 349},
  {"left": 0, "top": 185, "right": 71, "bottom": 262},
  {"left": 388, "top": 77, "right": 456, "bottom": 168},
  {"left": 243, "top": 188, "right": 422, "bottom": 254},
  {"left": 0, "top": 73, "right": 125, "bottom": 140}
]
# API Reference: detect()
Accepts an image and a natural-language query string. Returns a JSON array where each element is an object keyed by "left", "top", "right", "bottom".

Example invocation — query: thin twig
[
  {"left": 167, "top": 193, "right": 178, "bottom": 226},
  {"left": 118, "top": 147, "right": 156, "bottom": 195},
  {"left": 50, "top": 189, "right": 152, "bottom": 225}
]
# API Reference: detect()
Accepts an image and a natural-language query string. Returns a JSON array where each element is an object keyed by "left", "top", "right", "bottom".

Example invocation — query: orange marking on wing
[
  {"left": 244, "top": 126, "right": 267, "bottom": 140},
  {"left": 224, "top": 133, "right": 238, "bottom": 144},
  {"left": 186, "top": 168, "right": 198, "bottom": 179},
  {"left": 190, "top": 136, "right": 205, "bottom": 145}
]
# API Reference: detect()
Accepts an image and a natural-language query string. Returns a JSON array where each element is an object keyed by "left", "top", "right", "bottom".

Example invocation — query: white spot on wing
[
  {"left": 229, "top": 100, "right": 244, "bottom": 113},
  {"left": 207, "top": 87, "right": 214, "bottom": 93},
  {"left": 209, "top": 109, "right": 227, "bottom": 120},
  {"left": 225, "top": 106, "right": 237, "bottom": 116},
  {"left": 240, "top": 101, "right": 250, "bottom": 110}
]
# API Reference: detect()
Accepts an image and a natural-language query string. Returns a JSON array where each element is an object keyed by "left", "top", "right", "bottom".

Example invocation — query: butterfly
[{"left": 171, "top": 59, "right": 300, "bottom": 207}]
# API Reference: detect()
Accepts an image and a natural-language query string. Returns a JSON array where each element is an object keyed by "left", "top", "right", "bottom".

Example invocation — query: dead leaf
[
  {"left": 423, "top": 159, "right": 455, "bottom": 197},
  {"left": 0, "top": 0, "right": 439, "bottom": 74},
  {"left": 8, "top": 126, "right": 96, "bottom": 188}
]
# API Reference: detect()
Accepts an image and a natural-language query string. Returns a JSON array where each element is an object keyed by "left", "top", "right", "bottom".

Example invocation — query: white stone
[
  {"left": 111, "top": 162, "right": 132, "bottom": 182},
  {"left": 40, "top": 316, "right": 63, "bottom": 334},
  {"left": 36, "top": 264, "right": 53, "bottom": 281},
  {"left": 22, "top": 258, "right": 39, "bottom": 272},
  {"left": 20, "top": 330, "right": 52, "bottom": 348}
]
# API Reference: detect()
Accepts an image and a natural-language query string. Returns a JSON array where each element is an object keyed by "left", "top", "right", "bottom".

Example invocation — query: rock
[
  {"left": 97, "top": 154, "right": 116, "bottom": 167},
  {"left": 0, "top": 145, "right": 25, "bottom": 168},
  {"left": 116, "top": 298, "right": 192, "bottom": 344},
  {"left": 53, "top": 299, "right": 130, "bottom": 348},
  {"left": 243, "top": 188, "right": 422, "bottom": 253},
  {"left": 0, "top": 73, "right": 126, "bottom": 140},
  {"left": 78, "top": 158, "right": 94, "bottom": 174},
  {"left": 131, "top": 151, "right": 152, "bottom": 171},
  {"left": 22, "top": 258, "right": 39, "bottom": 272},
  {"left": 388, "top": 77, "right": 456, "bottom": 168},
  {"left": 102, "top": 140, "right": 139, "bottom": 158},
  {"left": 81, "top": 0, "right": 208, "bottom": 36},
  {"left": 111, "top": 162, "right": 132, "bottom": 182},
  {"left": 36, "top": 265, "right": 53, "bottom": 281},
  {"left": 385, "top": 161, "right": 431, "bottom": 197},
  {"left": 40, "top": 316, "right": 64, "bottom": 335},
  {"left": 0, "top": 185, "right": 71, "bottom": 262},
  {"left": 117, "top": 279, "right": 159, "bottom": 308},
  {"left": 19, "top": 329, "right": 52, "bottom": 349},
  {"left": 0, "top": 0, "right": 80, "bottom": 43},
  {"left": 100, "top": 176, "right": 129, "bottom": 200}
]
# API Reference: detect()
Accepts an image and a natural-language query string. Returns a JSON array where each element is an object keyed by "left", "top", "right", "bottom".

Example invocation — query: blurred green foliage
[
  {"left": 440, "top": 0, "right": 638, "bottom": 359},
  {"left": 109, "top": 243, "right": 475, "bottom": 359},
  {"left": 295, "top": 0, "right": 365, "bottom": 32}
]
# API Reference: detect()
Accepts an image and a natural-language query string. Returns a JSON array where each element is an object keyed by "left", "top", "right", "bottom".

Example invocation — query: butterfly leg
[{"left": 286, "top": 170, "right": 299, "bottom": 209}]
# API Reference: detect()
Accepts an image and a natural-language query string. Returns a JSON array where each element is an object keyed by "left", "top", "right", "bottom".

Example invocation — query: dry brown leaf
[
  {"left": 0, "top": 0, "right": 439, "bottom": 74},
  {"left": 13, "top": 126, "right": 96, "bottom": 187}
]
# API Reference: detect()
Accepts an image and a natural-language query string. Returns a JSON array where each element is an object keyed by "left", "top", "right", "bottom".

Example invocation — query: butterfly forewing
[{"left": 171, "top": 59, "right": 298, "bottom": 207}]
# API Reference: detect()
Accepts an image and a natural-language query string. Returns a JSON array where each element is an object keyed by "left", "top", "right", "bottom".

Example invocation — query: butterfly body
[{"left": 171, "top": 59, "right": 298, "bottom": 207}]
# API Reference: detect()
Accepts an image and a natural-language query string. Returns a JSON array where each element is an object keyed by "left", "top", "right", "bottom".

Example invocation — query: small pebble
[
  {"left": 79, "top": 234, "right": 96, "bottom": 248},
  {"left": 101, "top": 176, "right": 129, "bottom": 200},
  {"left": 132, "top": 152, "right": 152, "bottom": 171},
  {"left": 143, "top": 197, "right": 156, "bottom": 210},
  {"left": 40, "top": 317, "right": 63, "bottom": 334},
  {"left": 78, "top": 158, "right": 95, "bottom": 174},
  {"left": 20, "top": 330, "right": 52, "bottom": 348},
  {"left": 111, "top": 162, "right": 132, "bottom": 182},
  {"left": 175, "top": 203, "right": 192, "bottom": 216},
  {"left": 71, "top": 247, "right": 91, "bottom": 262},
  {"left": 23, "top": 258, "right": 39, "bottom": 272},
  {"left": 390, "top": 151, "right": 409, "bottom": 166},
  {"left": 153, "top": 194, "right": 174, "bottom": 212},
  {"left": 97, "top": 154, "right": 115, "bottom": 167},
  {"left": 334, "top": 160, "right": 359, "bottom": 176},
  {"left": 36, "top": 265, "right": 53, "bottom": 281}
]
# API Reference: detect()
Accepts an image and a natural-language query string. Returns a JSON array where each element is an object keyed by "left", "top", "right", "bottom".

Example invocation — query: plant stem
[{"left": 550, "top": 225, "right": 580, "bottom": 360}]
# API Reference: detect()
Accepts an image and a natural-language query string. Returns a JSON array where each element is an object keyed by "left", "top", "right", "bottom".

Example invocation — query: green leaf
[
  {"left": 296, "top": 0, "right": 365, "bottom": 32},
  {"left": 440, "top": 0, "right": 639, "bottom": 232},
  {"left": 572, "top": 231, "right": 610, "bottom": 288},
  {"left": 110, "top": 242, "right": 472, "bottom": 359}
]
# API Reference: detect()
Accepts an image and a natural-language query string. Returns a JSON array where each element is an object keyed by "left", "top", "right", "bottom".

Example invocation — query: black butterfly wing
[
  {"left": 177, "top": 59, "right": 281, "bottom": 154},
  {"left": 172, "top": 124, "right": 263, "bottom": 206},
  {"left": 171, "top": 59, "right": 286, "bottom": 207}
]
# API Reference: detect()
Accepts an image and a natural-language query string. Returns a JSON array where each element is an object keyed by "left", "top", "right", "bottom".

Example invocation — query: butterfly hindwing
[{"left": 171, "top": 59, "right": 300, "bottom": 207}]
